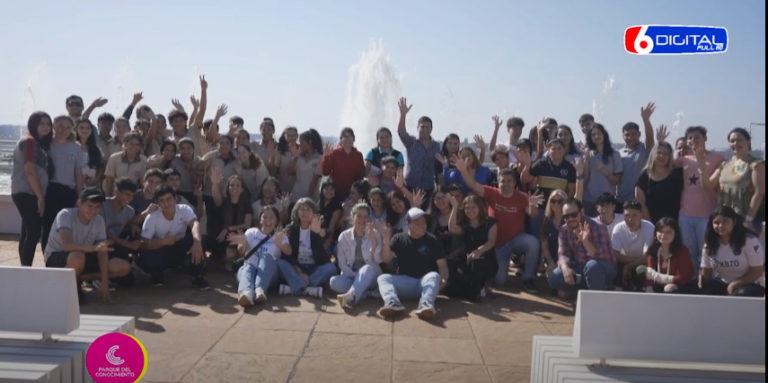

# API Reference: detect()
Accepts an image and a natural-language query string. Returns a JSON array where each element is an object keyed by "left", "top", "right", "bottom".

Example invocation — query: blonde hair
[{"left": 544, "top": 189, "right": 569, "bottom": 220}]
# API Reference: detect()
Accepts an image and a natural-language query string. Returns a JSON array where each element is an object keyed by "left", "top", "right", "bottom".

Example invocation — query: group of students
[{"left": 11, "top": 79, "right": 765, "bottom": 318}]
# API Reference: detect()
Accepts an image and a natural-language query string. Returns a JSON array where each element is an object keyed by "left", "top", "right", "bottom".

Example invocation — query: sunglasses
[
  {"left": 550, "top": 198, "right": 564, "bottom": 205},
  {"left": 563, "top": 212, "right": 579, "bottom": 219}
]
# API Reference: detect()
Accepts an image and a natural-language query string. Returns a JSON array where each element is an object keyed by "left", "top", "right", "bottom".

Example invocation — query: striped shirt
[{"left": 530, "top": 156, "right": 576, "bottom": 200}]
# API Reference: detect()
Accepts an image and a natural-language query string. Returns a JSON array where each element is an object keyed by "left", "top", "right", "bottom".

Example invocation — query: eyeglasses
[
  {"left": 563, "top": 212, "right": 579, "bottom": 219},
  {"left": 550, "top": 199, "right": 564, "bottom": 205}
]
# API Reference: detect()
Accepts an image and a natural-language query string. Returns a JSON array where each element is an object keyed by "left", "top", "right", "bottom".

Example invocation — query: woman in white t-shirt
[
  {"left": 700, "top": 206, "right": 765, "bottom": 297},
  {"left": 231, "top": 206, "right": 291, "bottom": 307}
]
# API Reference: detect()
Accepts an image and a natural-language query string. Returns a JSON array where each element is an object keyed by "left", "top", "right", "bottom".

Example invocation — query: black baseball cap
[{"left": 79, "top": 187, "right": 105, "bottom": 203}]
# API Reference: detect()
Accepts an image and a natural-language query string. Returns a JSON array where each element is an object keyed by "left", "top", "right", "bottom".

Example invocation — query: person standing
[{"left": 396, "top": 97, "right": 441, "bottom": 209}]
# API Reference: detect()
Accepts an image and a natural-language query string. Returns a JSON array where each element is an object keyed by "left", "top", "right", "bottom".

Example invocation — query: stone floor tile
[
  {"left": 303, "top": 332, "right": 390, "bottom": 359},
  {"left": 182, "top": 352, "right": 296, "bottom": 383},
  {"left": 475, "top": 339, "right": 532, "bottom": 367},
  {"left": 393, "top": 316, "right": 473, "bottom": 339},
  {"left": 487, "top": 365, "right": 530, "bottom": 383},
  {"left": 289, "top": 356, "right": 391, "bottom": 383},
  {"left": 213, "top": 329, "right": 310, "bottom": 356},
  {"left": 393, "top": 336, "right": 483, "bottom": 364},
  {"left": 543, "top": 322, "right": 574, "bottom": 336},
  {"left": 469, "top": 317, "right": 550, "bottom": 342},
  {"left": 233, "top": 310, "right": 319, "bottom": 331},
  {"left": 314, "top": 312, "right": 392, "bottom": 335},
  {"left": 392, "top": 361, "right": 491, "bottom": 383}
]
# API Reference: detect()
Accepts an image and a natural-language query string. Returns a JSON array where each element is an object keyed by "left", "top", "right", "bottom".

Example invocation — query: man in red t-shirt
[{"left": 455, "top": 157, "right": 543, "bottom": 293}]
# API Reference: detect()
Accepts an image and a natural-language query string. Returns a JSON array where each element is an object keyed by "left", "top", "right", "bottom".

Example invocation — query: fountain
[{"left": 339, "top": 40, "right": 403, "bottom": 157}]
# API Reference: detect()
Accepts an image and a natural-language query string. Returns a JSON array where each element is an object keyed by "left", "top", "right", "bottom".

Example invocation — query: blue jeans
[
  {"left": 377, "top": 272, "right": 440, "bottom": 306},
  {"left": 547, "top": 259, "right": 617, "bottom": 292},
  {"left": 329, "top": 264, "right": 379, "bottom": 303},
  {"left": 277, "top": 259, "right": 337, "bottom": 292},
  {"left": 495, "top": 232, "right": 540, "bottom": 284},
  {"left": 679, "top": 215, "right": 708, "bottom": 275},
  {"left": 237, "top": 255, "right": 278, "bottom": 294}
]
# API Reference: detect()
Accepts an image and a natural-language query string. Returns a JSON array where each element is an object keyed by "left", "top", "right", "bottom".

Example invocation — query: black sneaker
[
  {"left": 522, "top": 279, "right": 539, "bottom": 294},
  {"left": 193, "top": 277, "right": 211, "bottom": 291}
]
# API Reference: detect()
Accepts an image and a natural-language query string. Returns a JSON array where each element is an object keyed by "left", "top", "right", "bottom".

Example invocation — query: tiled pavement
[{"left": 0, "top": 235, "right": 575, "bottom": 383}]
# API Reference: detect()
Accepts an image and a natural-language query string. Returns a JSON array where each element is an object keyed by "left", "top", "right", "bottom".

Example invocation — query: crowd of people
[{"left": 10, "top": 76, "right": 766, "bottom": 320}]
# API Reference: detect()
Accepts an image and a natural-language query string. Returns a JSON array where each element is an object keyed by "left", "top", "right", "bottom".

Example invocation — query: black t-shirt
[
  {"left": 390, "top": 232, "right": 444, "bottom": 278},
  {"left": 635, "top": 167, "right": 683, "bottom": 224},
  {"left": 529, "top": 157, "right": 576, "bottom": 200}
]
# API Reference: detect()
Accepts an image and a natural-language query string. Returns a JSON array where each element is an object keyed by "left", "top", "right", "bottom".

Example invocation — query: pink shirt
[{"left": 679, "top": 152, "right": 724, "bottom": 217}]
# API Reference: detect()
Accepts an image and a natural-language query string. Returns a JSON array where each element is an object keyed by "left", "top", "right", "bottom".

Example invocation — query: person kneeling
[
  {"left": 547, "top": 198, "right": 616, "bottom": 298},
  {"left": 231, "top": 206, "right": 290, "bottom": 307},
  {"left": 331, "top": 203, "right": 385, "bottom": 309},
  {"left": 276, "top": 198, "right": 337, "bottom": 298},
  {"left": 44, "top": 187, "right": 130, "bottom": 303},
  {"left": 137, "top": 185, "right": 208, "bottom": 289},
  {"left": 377, "top": 208, "right": 449, "bottom": 320}
]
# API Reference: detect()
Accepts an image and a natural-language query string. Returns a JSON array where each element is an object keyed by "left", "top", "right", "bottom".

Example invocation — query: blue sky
[{"left": 0, "top": 0, "right": 764, "bottom": 150}]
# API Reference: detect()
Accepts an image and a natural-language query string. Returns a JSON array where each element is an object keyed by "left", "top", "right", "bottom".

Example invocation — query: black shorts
[{"left": 46, "top": 251, "right": 109, "bottom": 274}]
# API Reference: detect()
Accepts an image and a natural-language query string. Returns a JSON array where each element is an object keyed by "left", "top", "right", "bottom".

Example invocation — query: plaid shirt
[{"left": 558, "top": 217, "right": 615, "bottom": 265}]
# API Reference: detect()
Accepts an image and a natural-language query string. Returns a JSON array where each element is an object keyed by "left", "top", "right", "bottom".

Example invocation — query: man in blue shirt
[{"left": 396, "top": 97, "right": 441, "bottom": 209}]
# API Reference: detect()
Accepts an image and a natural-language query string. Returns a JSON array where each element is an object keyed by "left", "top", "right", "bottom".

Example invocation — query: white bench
[
  {"left": 531, "top": 290, "right": 766, "bottom": 382},
  {"left": 0, "top": 266, "right": 135, "bottom": 383}
]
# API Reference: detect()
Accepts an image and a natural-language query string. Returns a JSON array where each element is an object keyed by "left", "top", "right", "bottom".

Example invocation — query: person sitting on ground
[
  {"left": 699, "top": 206, "right": 765, "bottom": 297},
  {"left": 377, "top": 207, "right": 449, "bottom": 320},
  {"left": 128, "top": 168, "right": 164, "bottom": 236},
  {"left": 331, "top": 203, "right": 385, "bottom": 309},
  {"left": 386, "top": 190, "right": 411, "bottom": 235},
  {"left": 611, "top": 200, "right": 655, "bottom": 291},
  {"left": 453, "top": 158, "right": 543, "bottom": 293},
  {"left": 137, "top": 185, "right": 208, "bottom": 289},
  {"left": 276, "top": 198, "right": 337, "bottom": 298},
  {"left": 211, "top": 169, "right": 253, "bottom": 267},
  {"left": 547, "top": 198, "right": 616, "bottom": 297},
  {"left": 594, "top": 192, "right": 624, "bottom": 234},
  {"left": 99, "top": 177, "right": 141, "bottom": 287},
  {"left": 230, "top": 206, "right": 291, "bottom": 307},
  {"left": 45, "top": 187, "right": 130, "bottom": 303},
  {"left": 444, "top": 195, "right": 499, "bottom": 301},
  {"left": 637, "top": 217, "right": 694, "bottom": 293},
  {"left": 540, "top": 189, "right": 569, "bottom": 278},
  {"left": 427, "top": 186, "right": 457, "bottom": 254}
]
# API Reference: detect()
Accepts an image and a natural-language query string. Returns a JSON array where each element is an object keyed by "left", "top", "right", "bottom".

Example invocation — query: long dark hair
[
  {"left": 586, "top": 123, "right": 615, "bottom": 163},
  {"left": 704, "top": 206, "right": 755, "bottom": 256},
  {"left": 441, "top": 133, "right": 460, "bottom": 157},
  {"left": 386, "top": 190, "right": 411, "bottom": 227},
  {"left": 319, "top": 180, "right": 338, "bottom": 211},
  {"left": 301, "top": 129, "right": 323, "bottom": 155},
  {"left": 728, "top": 127, "right": 752, "bottom": 151},
  {"left": 277, "top": 126, "right": 298, "bottom": 154},
  {"left": 645, "top": 217, "right": 684, "bottom": 261},
  {"left": 558, "top": 125, "right": 580, "bottom": 156},
  {"left": 75, "top": 118, "right": 102, "bottom": 168},
  {"left": 27, "top": 111, "right": 54, "bottom": 177},
  {"left": 222, "top": 174, "right": 251, "bottom": 228}
]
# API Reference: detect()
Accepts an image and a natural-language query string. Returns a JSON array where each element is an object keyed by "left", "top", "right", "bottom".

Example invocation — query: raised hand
[
  {"left": 322, "top": 141, "right": 333, "bottom": 156},
  {"left": 272, "top": 229, "right": 287, "bottom": 246},
  {"left": 215, "top": 104, "right": 228, "bottom": 119},
  {"left": 434, "top": 153, "right": 448, "bottom": 166},
  {"left": 210, "top": 166, "right": 223, "bottom": 185},
  {"left": 492, "top": 115, "right": 502, "bottom": 130},
  {"left": 373, "top": 221, "right": 391, "bottom": 240},
  {"left": 448, "top": 194, "right": 459, "bottom": 209},
  {"left": 656, "top": 124, "right": 669, "bottom": 142},
  {"left": 579, "top": 221, "right": 592, "bottom": 244},
  {"left": 451, "top": 153, "right": 468, "bottom": 173},
  {"left": 640, "top": 102, "right": 656, "bottom": 120},
  {"left": 171, "top": 98, "right": 185, "bottom": 112},
  {"left": 473, "top": 134, "right": 485, "bottom": 149},
  {"left": 280, "top": 192, "right": 292, "bottom": 207},
  {"left": 576, "top": 141, "right": 588, "bottom": 154},
  {"left": 411, "top": 189, "right": 426, "bottom": 208},
  {"left": 190, "top": 95, "right": 200, "bottom": 108},
  {"left": 394, "top": 168, "right": 406, "bottom": 188},
  {"left": 91, "top": 97, "right": 108, "bottom": 108},
  {"left": 132, "top": 92, "right": 144, "bottom": 105},
  {"left": 573, "top": 157, "right": 585, "bottom": 174},
  {"left": 528, "top": 192, "right": 544, "bottom": 209},
  {"left": 397, "top": 97, "right": 413, "bottom": 116},
  {"left": 199, "top": 74, "right": 208, "bottom": 90},
  {"left": 310, "top": 214, "right": 323, "bottom": 233}
]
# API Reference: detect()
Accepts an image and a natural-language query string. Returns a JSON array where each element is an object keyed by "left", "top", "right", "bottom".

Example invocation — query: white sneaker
[
  {"left": 337, "top": 291, "right": 355, "bottom": 309},
  {"left": 414, "top": 302, "right": 436, "bottom": 320},
  {"left": 305, "top": 286, "right": 323, "bottom": 299},
  {"left": 279, "top": 284, "right": 293, "bottom": 296},
  {"left": 238, "top": 291, "right": 254, "bottom": 307},
  {"left": 254, "top": 287, "right": 267, "bottom": 304}
]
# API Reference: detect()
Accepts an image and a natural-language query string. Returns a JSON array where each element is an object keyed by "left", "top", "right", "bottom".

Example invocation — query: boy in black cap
[{"left": 44, "top": 187, "right": 131, "bottom": 302}]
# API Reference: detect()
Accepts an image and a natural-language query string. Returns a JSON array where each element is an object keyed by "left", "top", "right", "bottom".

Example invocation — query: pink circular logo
[{"left": 86, "top": 332, "right": 148, "bottom": 383}]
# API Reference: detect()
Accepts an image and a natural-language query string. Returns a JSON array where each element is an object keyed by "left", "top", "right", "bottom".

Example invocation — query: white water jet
[
  {"left": 671, "top": 111, "right": 684, "bottom": 138},
  {"left": 339, "top": 40, "right": 402, "bottom": 156}
]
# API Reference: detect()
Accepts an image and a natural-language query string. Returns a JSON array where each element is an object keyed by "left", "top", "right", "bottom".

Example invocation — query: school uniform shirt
[
  {"left": 104, "top": 151, "right": 148, "bottom": 184},
  {"left": 44, "top": 208, "right": 107, "bottom": 260},
  {"left": 701, "top": 236, "right": 764, "bottom": 284},
  {"left": 141, "top": 204, "right": 197, "bottom": 241},
  {"left": 243, "top": 228, "right": 289, "bottom": 267}
]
